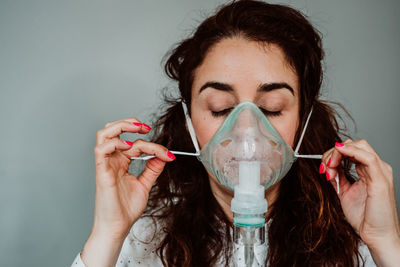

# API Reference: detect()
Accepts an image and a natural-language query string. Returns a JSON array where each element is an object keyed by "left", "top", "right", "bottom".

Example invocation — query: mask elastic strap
[
  {"left": 180, "top": 102, "right": 340, "bottom": 193},
  {"left": 181, "top": 101, "right": 201, "bottom": 156},
  {"left": 293, "top": 108, "right": 339, "bottom": 192},
  {"left": 294, "top": 106, "right": 323, "bottom": 159},
  {"left": 182, "top": 102, "right": 323, "bottom": 159},
  {"left": 130, "top": 101, "right": 201, "bottom": 161}
]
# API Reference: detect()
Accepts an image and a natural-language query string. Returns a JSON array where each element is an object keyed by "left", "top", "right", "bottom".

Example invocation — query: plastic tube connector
[{"left": 231, "top": 161, "right": 268, "bottom": 227}]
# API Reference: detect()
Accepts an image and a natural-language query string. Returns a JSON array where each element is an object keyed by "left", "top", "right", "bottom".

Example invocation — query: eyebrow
[{"left": 198, "top": 81, "right": 294, "bottom": 95}]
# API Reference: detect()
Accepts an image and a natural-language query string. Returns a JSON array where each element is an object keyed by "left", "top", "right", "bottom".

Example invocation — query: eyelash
[{"left": 211, "top": 107, "right": 282, "bottom": 117}]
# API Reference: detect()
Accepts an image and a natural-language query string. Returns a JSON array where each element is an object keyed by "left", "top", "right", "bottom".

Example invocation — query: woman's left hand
[{"left": 320, "top": 139, "right": 400, "bottom": 266}]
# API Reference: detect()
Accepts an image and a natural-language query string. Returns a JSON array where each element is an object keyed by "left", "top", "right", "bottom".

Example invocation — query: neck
[{"left": 209, "top": 176, "right": 280, "bottom": 223}]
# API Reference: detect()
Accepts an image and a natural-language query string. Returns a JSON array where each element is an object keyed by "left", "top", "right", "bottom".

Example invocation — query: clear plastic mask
[
  {"left": 198, "top": 101, "right": 295, "bottom": 191},
  {"left": 131, "top": 101, "right": 331, "bottom": 193},
  {"left": 181, "top": 101, "right": 324, "bottom": 192}
]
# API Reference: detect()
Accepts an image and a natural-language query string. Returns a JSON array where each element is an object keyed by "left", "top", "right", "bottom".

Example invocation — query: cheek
[
  {"left": 281, "top": 122, "right": 298, "bottom": 147},
  {"left": 191, "top": 112, "right": 221, "bottom": 148},
  {"left": 270, "top": 113, "right": 299, "bottom": 148}
]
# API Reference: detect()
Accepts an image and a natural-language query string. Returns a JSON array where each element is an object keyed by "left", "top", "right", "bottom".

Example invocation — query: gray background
[{"left": 0, "top": 0, "right": 399, "bottom": 266}]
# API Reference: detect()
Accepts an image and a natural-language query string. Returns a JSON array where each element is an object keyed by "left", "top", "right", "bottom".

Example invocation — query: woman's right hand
[{"left": 91, "top": 117, "right": 175, "bottom": 241}]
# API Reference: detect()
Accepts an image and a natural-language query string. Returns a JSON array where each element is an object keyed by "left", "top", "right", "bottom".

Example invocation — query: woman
[{"left": 71, "top": 1, "right": 400, "bottom": 266}]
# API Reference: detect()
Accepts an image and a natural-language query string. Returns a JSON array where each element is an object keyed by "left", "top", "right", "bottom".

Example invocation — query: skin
[
  {"left": 81, "top": 37, "right": 400, "bottom": 266},
  {"left": 190, "top": 38, "right": 300, "bottom": 219},
  {"left": 322, "top": 140, "right": 400, "bottom": 266}
]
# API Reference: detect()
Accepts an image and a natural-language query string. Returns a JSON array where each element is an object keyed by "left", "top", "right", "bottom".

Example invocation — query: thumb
[{"left": 137, "top": 158, "right": 167, "bottom": 193}]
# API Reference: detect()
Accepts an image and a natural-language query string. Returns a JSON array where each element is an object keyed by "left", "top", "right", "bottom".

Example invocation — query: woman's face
[{"left": 191, "top": 37, "right": 300, "bottom": 151}]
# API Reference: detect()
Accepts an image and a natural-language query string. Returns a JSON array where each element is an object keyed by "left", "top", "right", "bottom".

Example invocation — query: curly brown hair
[{"left": 145, "top": 0, "right": 363, "bottom": 266}]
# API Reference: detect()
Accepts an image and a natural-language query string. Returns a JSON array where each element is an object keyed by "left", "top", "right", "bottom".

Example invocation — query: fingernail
[
  {"left": 327, "top": 157, "right": 331, "bottom": 167},
  {"left": 142, "top": 123, "right": 152, "bottom": 130},
  {"left": 167, "top": 151, "right": 176, "bottom": 160},
  {"left": 326, "top": 171, "right": 331, "bottom": 181},
  {"left": 335, "top": 142, "right": 344, "bottom": 147},
  {"left": 124, "top": 140, "right": 133, "bottom": 146},
  {"left": 319, "top": 163, "right": 325, "bottom": 174},
  {"left": 132, "top": 122, "right": 142, "bottom": 126}
]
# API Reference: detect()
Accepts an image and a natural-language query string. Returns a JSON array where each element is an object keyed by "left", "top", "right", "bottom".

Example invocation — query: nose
[{"left": 234, "top": 108, "right": 258, "bottom": 136}]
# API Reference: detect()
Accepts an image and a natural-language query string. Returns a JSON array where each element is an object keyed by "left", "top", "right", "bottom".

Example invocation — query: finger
[
  {"left": 122, "top": 139, "right": 176, "bottom": 162},
  {"left": 327, "top": 145, "right": 343, "bottom": 168},
  {"left": 104, "top": 117, "right": 140, "bottom": 127},
  {"left": 334, "top": 142, "right": 384, "bottom": 183},
  {"left": 322, "top": 139, "right": 352, "bottom": 180},
  {"left": 351, "top": 140, "right": 392, "bottom": 184},
  {"left": 94, "top": 138, "right": 133, "bottom": 169},
  {"left": 105, "top": 117, "right": 152, "bottom": 132},
  {"left": 96, "top": 121, "right": 150, "bottom": 145},
  {"left": 325, "top": 166, "right": 338, "bottom": 182},
  {"left": 321, "top": 146, "right": 334, "bottom": 163},
  {"left": 137, "top": 157, "right": 167, "bottom": 193},
  {"left": 325, "top": 139, "right": 352, "bottom": 169},
  {"left": 320, "top": 147, "right": 335, "bottom": 174},
  {"left": 351, "top": 139, "right": 376, "bottom": 154}
]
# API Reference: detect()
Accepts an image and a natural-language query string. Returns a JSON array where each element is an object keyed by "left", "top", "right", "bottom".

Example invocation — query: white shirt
[{"left": 71, "top": 216, "right": 376, "bottom": 267}]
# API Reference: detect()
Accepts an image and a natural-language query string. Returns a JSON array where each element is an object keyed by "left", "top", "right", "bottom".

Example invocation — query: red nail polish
[
  {"left": 327, "top": 158, "right": 331, "bottom": 167},
  {"left": 319, "top": 163, "right": 325, "bottom": 174},
  {"left": 132, "top": 122, "right": 142, "bottom": 126},
  {"left": 167, "top": 151, "right": 176, "bottom": 160},
  {"left": 142, "top": 123, "right": 152, "bottom": 130},
  {"left": 124, "top": 140, "right": 133, "bottom": 146},
  {"left": 335, "top": 142, "right": 344, "bottom": 147},
  {"left": 326, "top": 171, "right": 330, "bottom": 181}
]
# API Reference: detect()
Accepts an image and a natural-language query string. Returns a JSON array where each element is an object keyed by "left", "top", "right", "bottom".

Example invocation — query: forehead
[{"left": 192, "top": 37, "right": 299, "bottom": 96}]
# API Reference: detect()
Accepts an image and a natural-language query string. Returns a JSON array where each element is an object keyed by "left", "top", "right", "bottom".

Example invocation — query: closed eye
[
  {"left": 211, "top": 108, "right": 233, "bottom": 117},
  {"left": 211, "top": 107, "right": 282, "bottom": 117},
  {"left": 259, "top": 107, "right": 282, "bottom": 117}
]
